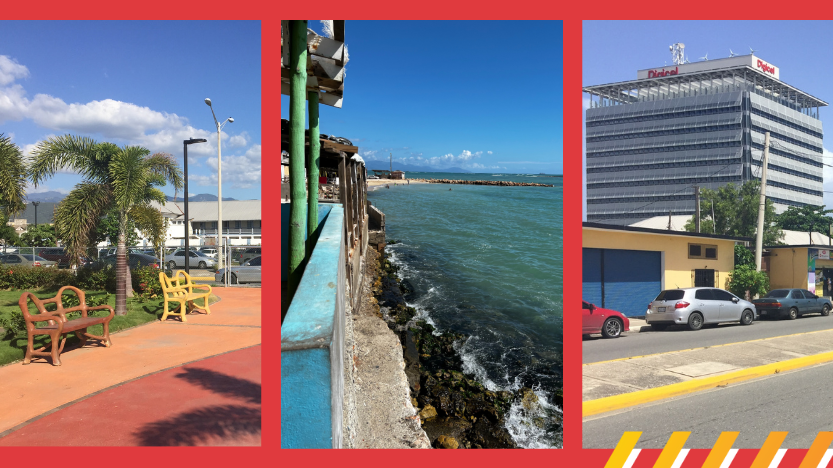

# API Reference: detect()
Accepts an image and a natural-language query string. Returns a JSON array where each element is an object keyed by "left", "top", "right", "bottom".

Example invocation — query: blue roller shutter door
[
  {"left": 582, "top": 248, "right": 603, "bottom": 307},
  {"left": 604, "top": 250, "right": 661, "bottom": 317}
]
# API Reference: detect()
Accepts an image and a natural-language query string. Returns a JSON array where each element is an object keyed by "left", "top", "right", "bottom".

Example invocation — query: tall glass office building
[{"left": 584, "top": 55, "right": 826, "bottom": 226}]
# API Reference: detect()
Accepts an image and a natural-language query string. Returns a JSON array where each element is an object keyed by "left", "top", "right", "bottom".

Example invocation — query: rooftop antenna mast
[{"left": 670, "top": 43, "right": 686, "bottom": 65}]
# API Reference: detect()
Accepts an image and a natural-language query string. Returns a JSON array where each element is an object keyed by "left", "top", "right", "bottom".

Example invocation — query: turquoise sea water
[{"left": 368, "top": 172, "right": 563, "bottom": 448}]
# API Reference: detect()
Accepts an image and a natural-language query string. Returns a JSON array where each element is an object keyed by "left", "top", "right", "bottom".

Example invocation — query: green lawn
[{"left": 0, "top": 288, "right": 165, "bottom": 367}]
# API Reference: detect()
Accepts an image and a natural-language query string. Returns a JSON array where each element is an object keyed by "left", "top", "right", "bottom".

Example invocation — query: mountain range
[
  {"left": 165, "top": 194, "right": 238, "bottom": 202},
  {"left": 366, "top": 163, "right": 471, "bottom": 173}
]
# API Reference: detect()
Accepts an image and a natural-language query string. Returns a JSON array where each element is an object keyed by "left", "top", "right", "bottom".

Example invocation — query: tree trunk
[{"left": 115, "top": 213, "right": 128, "bottom": 315}]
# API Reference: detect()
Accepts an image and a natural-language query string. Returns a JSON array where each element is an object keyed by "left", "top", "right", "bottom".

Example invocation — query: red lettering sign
[
  {"left": 756, "top": 59, "right": 775, "bottom": 75},
  {"left": 647, "top": 67, "right": 679, "bottom": 78}
]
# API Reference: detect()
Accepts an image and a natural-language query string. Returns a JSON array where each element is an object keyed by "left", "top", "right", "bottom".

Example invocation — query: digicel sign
[
  {"left": 647, "top": 67, "right": 678, "bottom": 78},
  {"left": 757, "top": 59, "right": 776, "bottom": 75}
]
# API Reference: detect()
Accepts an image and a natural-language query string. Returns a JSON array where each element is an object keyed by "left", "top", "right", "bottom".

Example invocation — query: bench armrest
[
  {"left": 87, "top": 305, "right": 115, "bottom": 320},
  {"left": 191, "top": 284, "right": 212, "bottom": 294},
  {"left": 27, "top": 313, "right": 61, "bottom": 323}
]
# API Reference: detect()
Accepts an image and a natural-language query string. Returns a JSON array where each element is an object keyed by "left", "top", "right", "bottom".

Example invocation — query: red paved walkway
[{"left": 0, "top": 345, "right": 261, "bottom": 446}]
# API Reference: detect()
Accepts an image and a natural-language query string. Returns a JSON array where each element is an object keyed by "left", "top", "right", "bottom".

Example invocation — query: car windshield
[
  {"left": 655, "top": 290, "right": 685, "bottom": 301},
  {"left": 764, "top": 290, "right": 790, "bottom": 298}
]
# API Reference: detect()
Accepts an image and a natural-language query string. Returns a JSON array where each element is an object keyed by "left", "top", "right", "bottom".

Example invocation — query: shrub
[
  {"left": 0, "top": 266, "right": 75, "bottom": 290},
  {"left": 75, "top": 266, "right": 116, "bottom": 291},
  {"left": 727, "top": 264, "right": 770, "bottom": 299},
  {"left": 132, "top": 266, "right": 163, "bottom": 302}
]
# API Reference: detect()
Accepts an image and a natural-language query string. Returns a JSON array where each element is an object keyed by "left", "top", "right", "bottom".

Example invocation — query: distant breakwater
[{"left": 411, "top": 178, "right": 553, "bottom": 187}]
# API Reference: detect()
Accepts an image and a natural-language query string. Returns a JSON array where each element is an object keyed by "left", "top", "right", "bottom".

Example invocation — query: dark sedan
[{"left": 752, "top": 289, "right": 833, "bottom": 320}]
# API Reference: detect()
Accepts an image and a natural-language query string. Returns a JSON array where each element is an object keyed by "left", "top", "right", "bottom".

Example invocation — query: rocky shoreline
[
  {"left": 365, "top": 246, "right": 556, "bottom": 449},
  {"left": 410, "top": 178, "right": 554, "bottom": 188}
]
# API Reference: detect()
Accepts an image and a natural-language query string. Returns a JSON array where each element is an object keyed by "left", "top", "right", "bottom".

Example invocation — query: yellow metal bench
[{"left": 159, "top": 271, "right": 212, "bottom": 322}]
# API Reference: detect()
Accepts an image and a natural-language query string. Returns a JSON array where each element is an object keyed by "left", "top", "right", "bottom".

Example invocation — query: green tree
[
  {"left": 20, "top": 224, "right": 57, "bottom": 247},
  {"left": 93, "top": 209, "right": 140, "bottom": 248},
  {"left": 0, "top": 212, "right": 22, "bottom": 250},
  {"left": 0, "top": 134, "right": 27, "bottom": 216},
  {"left": 734, "top": 244, "right": 755, "bottom": 267},
  {"left": 776, "top": 205, "right": 833, "bottom": 234},
  {"left": 29, "top": 135, "right": 182, "bottom": 315},
  {"left": 685, "top": 181, "right": 783, "bottom": 246},
  {"left": 726, "top": 264, "right": 770, "bottom": 299}
]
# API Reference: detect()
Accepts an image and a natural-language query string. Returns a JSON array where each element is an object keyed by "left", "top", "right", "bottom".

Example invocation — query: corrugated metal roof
[{"left": 150, "top": 200, "right": 261, "bottom": 222}]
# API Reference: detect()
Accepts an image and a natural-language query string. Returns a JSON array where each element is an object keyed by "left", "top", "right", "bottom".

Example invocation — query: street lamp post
[
  {"left": 184, "top": 138, "right": 208, "bottom": 275},
  {"left": 32, "top": 201, "right": 40, "bottom": 227},
  {"left": 204, "top": 98, "right": 233, "bottom": 271}
]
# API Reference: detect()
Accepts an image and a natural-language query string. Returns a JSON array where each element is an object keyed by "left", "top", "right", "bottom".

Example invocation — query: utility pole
[
  {"left": 755, "top": 131, "right": 770, "bottom": 272},
  {"left": 711, "top": 201, "right": 716, "bottom": 234},
  {"left": 288, "top": 20, "right": 308, "bottom": 295},
  {"left": 694, "top": 186, "right": 700, "bottom": 233},
  {"left": 667, "top": 210, "right": 672, "bottom": 230},
  {"left": 307, "top": 91, "right": 320, "bottom": 258}
]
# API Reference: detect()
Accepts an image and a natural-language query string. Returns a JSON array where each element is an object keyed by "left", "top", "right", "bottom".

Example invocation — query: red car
[{"left": 582, "top": 300, "right": 630, "bottom": 338}]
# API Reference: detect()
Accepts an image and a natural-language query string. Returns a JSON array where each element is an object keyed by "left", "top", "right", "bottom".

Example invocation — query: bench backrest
[
  {"left": 159, "top": 272, "right": 189, "bottom": 297},
  {"left": 18, "top": 286, "right": 88, "bottom": 328}
]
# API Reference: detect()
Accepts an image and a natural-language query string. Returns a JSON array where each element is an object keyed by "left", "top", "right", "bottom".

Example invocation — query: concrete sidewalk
[
  {"left": 583, "top": 327, "right": 833, "bottom": 407},
  {"left": 0, "top": 287, "right": 261, "bottom": 442}
]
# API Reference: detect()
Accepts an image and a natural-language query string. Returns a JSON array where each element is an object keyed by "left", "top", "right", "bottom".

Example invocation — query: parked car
[
  {"left": 38, "top": 248, "right": 91, "bottom": 268},
  {"left": 0, "top": 254, "right": 57, "bottom": 268},
  {"left": 215, "top": 256, "right": 261, "bottom": 284},
  {"left": 199, "top": 247, "right": 218, "bottom": 259},
  {"left": 236, "top": 247, "right": 261, "bottom": 265},
  {"left": 582, "top": 300, "right": 629, "bottom": 338},
  {"left": 96, "top": 253, "right": 169, "bottom": 272},
  {"left": 752, "top": 289, "right": 832, "bottom": 320},
  {"left": 164, "top": 249, "right": 216, "bottom": 269},
  {"left": 646, "top": 287, "right": 757, "bottom": 331}
]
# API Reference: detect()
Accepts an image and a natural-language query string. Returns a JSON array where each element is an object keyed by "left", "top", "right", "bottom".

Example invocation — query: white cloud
[
  {"left": 228, "top": 131, "right": 250, "bottom": 147},
  {"left": 194, "top": 144, "right": 261, "bottom": 190},
  {"left": 487, "top": 150, "right": 493, "bottom": 154},
  {"left": 0, "top": 56, "right": 28, "bottom": 86},
  {"left": 24, "top": 182, "right": 69, "bottom": 195}
]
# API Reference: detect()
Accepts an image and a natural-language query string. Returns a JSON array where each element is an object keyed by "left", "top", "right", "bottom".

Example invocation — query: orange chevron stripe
[
  {"left": 799, "top": 432, "right": 833, "bottom": 468},
  {"left": 605, "top": 432, "right": 642, "bottom": 468},
  {"left": 653, "top": 431, "right": 690, "bottom": 468},
  {"left": 701, "top": 432, "right": 739, "bottom": 468},
  {"left": 750, "top": 432, "right": 788, "bottom": 468}
]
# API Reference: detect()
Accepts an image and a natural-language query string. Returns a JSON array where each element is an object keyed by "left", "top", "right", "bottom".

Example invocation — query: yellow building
[
  {"left": 583, "top": 222, "right": 748, "bottom": 317},
  {"left": 765, "top": 245, "right": 833, "bottom": 297}
]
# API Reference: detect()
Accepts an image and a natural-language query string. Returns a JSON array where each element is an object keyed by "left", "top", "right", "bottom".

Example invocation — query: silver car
[
  {"left": 164, "top": 249, "right": 217, "bottom": 269},
  {"left": 215, "top": 256, "right": 261, "bottom": 284},
  {"left": 646, "top": 287, "right": 757, "bottom": 331},
  {"left": 0, "top": 254, "right": 57, "bottom": 268}
]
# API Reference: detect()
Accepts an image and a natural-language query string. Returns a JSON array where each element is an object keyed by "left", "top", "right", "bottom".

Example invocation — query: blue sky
[
  {"left": 0, "top": 20, "right": 261, "bottom": 200},
  {"left": 583, "top": 21, "right": 833, "bottom": 216},
  {"left": 281, "top": 20, "right": 564, "bottom": 174}
]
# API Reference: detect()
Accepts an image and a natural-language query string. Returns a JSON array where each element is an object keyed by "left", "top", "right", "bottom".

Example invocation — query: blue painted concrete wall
[
  {"left": 281, "top": 204, "right": 345, "bottom": 448},
  {"left": 281, "top": 203, "right": 334, "bottom": 282}
]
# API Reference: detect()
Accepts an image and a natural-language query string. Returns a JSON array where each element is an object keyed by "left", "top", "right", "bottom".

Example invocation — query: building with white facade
[{"left": 584, "top": 54, "right": 827, "bottom": 225}]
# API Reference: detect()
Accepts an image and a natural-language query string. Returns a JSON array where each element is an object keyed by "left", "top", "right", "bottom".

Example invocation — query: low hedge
[{"left": 0, "top": 264, "right": 164, "bottom": 296}]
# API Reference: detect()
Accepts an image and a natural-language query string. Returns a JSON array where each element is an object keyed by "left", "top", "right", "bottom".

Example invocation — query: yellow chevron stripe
[
  {"left": 799, "top": 432, "right": 833, "bottom": 468},
  {"left": 750, "top": 432, "right": 788, "bottom": 468},
  {"left": 702, "top": 432, "right": 739, "bottom": 468},
  {"left": 653, "top": 431, "right": 690, "bottom": 468},
  {"left": 605, "top": 432, "right": 642, "bottom": 468}
]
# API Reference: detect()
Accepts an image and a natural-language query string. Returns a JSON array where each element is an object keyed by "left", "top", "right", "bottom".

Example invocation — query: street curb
[{"left": 583, "top": 349, "right": 833, "bottom": 417}]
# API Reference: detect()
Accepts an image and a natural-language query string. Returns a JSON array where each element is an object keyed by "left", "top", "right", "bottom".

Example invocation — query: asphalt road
[
  {"left": 583, "top": 360, "right": 833, "bottom": 448},
  {"left": 583, "top": 314, "right": 833, "bottom": 363}
]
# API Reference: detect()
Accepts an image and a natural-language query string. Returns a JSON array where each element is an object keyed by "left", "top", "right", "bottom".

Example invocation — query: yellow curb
[
  {"left": 583, "top": 349, "right": 833, "bottom": 417},
  {"left": 584, "top": 327, "right": 833, "bottom": 367}
]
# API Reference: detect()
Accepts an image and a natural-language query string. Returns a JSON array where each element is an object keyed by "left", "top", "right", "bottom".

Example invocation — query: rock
[
  {"left": 420, "top": 404, "right": 438, "bottom": 421},
  {"left": 520, "top": 387, "right": 540, "bottom": 411},
  {"left": 471, "top": 417, "right": 517, "bottom": 448},
  {"left": 437, "top": 435, "right": 459, "bottom": 449},
  {"left": 422, "top": 416, "right": 471, "bottom": 446}
]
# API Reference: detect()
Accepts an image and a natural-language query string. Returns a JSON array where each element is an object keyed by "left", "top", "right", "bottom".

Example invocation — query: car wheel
[
  {"left": 198, "top": 261, "right": 206, "bottom": 269},
  {"left": 688, "top": 312, "right": 704, "bottom": 331},
  {"left": 167, "top": 260, "right": 176, "bottom": 270},
  {"left": 601, "top": 317, "right": 622, "bottom": 338},
  {"left": 650, "top": 323, "right": 669, "bottom": 331},
  {"left": 788, "top": 307, "right": 798, "bottom": 320},
  {"left": 740, "top": 309, "right": 754, "bottom": 325},
  {"left": 231, "top": 273, "right": 238, "bottom": 284},
  {"left": 823, "top": 304, "right": 831, "bottom": 316}
]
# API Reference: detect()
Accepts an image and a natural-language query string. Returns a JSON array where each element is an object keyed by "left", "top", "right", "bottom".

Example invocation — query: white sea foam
[{"left": 505, "top": 387, "right": 562, "bottom": 448}]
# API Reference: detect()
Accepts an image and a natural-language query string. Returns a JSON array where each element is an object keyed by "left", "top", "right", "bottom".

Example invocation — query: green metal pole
[
  {"left": 288, "top": 20, "right": 308, "bottom": 295},
  {"left": 307, "top": 90, "right": 320, "bottom": 258}
]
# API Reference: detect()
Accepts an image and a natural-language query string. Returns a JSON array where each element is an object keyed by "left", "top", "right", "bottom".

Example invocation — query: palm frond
[
  {"left": 145, "top": 152, "right": 184, "bottom": 190},
  {"left": 0, "top": 134, "right": 27, "bottom": 215},
  {"left": 110, "top": 145, "right": 151, "bottom": 211},
  {"left": 53, "top": 182, "right": 112, "bottom": 263},
  {"left": 28, "top": 135, "right": 107, "bottom": 186},
  {"left": 129, "top": 204, "right": 165, "bottom": 249}
]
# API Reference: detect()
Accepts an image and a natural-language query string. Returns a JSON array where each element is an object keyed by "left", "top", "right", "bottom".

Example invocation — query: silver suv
[{"left": 646, "top": 287, "right": 757, "bottom": 331}]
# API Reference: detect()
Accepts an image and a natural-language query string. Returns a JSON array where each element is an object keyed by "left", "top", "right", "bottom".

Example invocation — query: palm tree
[
  {"left": 0, "top": 134, "right": 27, "bottom": 217},
  {"left": 30, "top": 135, "right": 183, "bottom": 315}
]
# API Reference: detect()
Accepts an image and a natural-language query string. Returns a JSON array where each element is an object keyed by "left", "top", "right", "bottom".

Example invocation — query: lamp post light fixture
[
  {"left": 183, "top": 138, "right": 208, "bottom": 275},
  {"left": 204, "top": 98, "right": 233, "bottom": 271}
]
